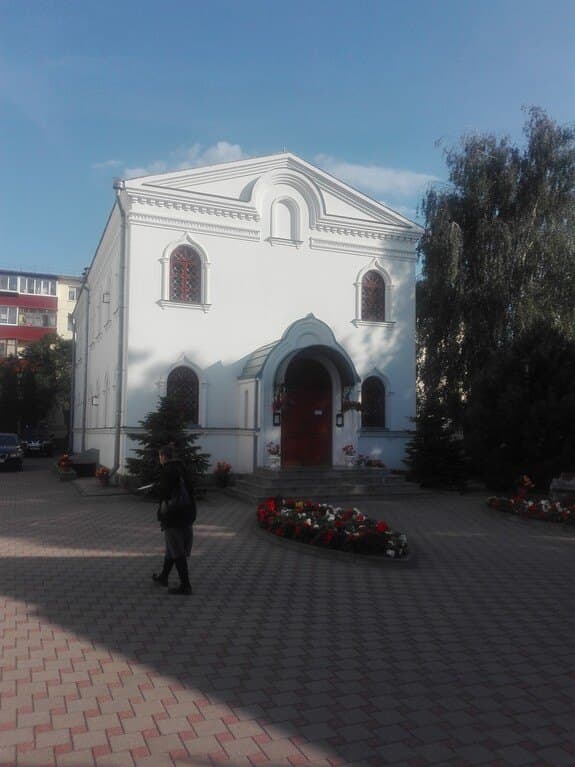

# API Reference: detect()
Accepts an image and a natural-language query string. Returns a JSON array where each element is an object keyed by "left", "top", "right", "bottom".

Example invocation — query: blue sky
[{"left": 1, "top": 0, "right": 573, "bottom": 276}]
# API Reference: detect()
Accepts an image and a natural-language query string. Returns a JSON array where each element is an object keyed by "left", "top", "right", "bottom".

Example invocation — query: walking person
[{"left": 152, "top": 444, "right": 196, "bottom": 595}]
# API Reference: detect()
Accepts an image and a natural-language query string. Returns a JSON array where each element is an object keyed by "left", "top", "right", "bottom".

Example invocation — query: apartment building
[{"left": 0, "top": 269, "right": 82, "bottom": 357}]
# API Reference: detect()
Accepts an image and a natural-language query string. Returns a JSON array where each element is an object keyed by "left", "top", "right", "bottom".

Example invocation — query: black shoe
[
  {"left": 168, "top": 584, "right": 192, "bottom": 595},
  {"left": 152, "top": 573, "right": 169, "bottom": 587}
]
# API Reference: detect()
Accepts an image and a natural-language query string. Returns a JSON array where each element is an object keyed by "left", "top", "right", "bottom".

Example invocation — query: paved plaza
[{"left": 0, "top": 460, "right": 574, "bottom": 767}]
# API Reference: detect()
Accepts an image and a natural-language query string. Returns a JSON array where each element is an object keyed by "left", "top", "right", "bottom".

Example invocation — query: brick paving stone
[
  {"left": 534, "top": 746, "right": 575, "bottom": 765},
  {"left": 183, "top": 734, "right": 221, "bottom": 755},
  {"left": 56, "top": 749, "right": 95, "bottom": 767},
  {"left": 93, "top": 752, "right": 135, "bottom": 767},
  {"left": 16, "top": 746, "right": 56, "bottom": 765},
  {"left": 260, "top": 738, "right": 305, "bottom": 760}
]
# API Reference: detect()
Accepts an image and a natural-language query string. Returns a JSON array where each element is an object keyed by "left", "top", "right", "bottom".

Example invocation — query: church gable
[{"left": 125, "top": 153, "right": 422, "bottom": 237}]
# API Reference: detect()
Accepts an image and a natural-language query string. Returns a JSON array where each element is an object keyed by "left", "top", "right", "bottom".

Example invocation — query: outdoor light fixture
[
  {"left": 91, "top": 395, "right": 99, "bottom": 406},
  {"left": 273, "top": 411, "right": 282, "bottom": 426},
  {"left": 336, "top": 412, "right": 344, "bottom": 427},
  {"left": 102, "top": 292, "right": 110, "bottom": 303}
]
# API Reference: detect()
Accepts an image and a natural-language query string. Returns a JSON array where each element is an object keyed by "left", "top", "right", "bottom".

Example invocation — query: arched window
[
  {"left": 361, "top": 270, "right": 385, "bottom": 322},
  {"left": 170, "top": 245, "right": 202, "bottom": 303},
  {"left": 167, "top": 366, "right": 199, "bottom": 424},
  {"left": 361, "top": 377, "right": 386, "bottom": 428}
]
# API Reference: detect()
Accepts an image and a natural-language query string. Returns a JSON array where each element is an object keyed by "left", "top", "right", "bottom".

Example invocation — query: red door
[{"left": 281, "top": 358, "right": 332, "bottom": 467}]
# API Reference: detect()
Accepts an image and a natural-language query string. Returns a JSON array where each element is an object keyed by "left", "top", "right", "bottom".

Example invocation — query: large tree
[
  {"left": 21, "top": 335, "right": 73, "bottom": 432},
  {"left": 464, "top": 324, "right": 575, "bottom": 491},
  {"left": 0, "top": 335, "right": 74, "bottom": 434},
  {"left": 418, "top": 107, "right": 575, "bottom": 427}
]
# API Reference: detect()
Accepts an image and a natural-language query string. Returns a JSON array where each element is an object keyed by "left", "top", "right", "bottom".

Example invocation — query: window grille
[
  {"left": 167, "top": 366, "right": 199, "bottom": 424},
  {"left": 361, "top": 377, "right": 386, "bottom": 428},
  {"left": 361, "top": 270, "right": 385, "bottom": 322},
  {"left": 169, "top": 246, "right": 202, "bottom": 303}
]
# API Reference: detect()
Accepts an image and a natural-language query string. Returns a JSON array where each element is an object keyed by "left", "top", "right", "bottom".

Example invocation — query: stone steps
[{"left": 224, "top": 468, "right": 426, "bottom": 505}]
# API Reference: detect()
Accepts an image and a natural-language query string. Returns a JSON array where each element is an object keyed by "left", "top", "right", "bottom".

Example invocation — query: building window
[
  {"left": 19, "top": 277, "right": 57, "bottom": 296},
  {"left": 361, "top": 377, "right": 386, "bottom": 428},
  {"left": 19, "top": 307, "right": 57, "bottom": 328},
  {"left": 0, "top": 339, "right": 17, "bottom": 358},
  {"left": 0, "top": 275, "right": 17, "bottom": 292},
  {"left": 167, "top": 366, "right": 199, "bottom": 424},
  {"left": 68, "top": 287, "right": 78, "bottom": 301},
  {"left": 361, "top": 270, "right": 386, "bottom": 322},
  {"left": 170, "top": 246, "right": 202, "bottom": 304},
  {"left": 0, "top": 306, "right": 17, "bottom": 325}
]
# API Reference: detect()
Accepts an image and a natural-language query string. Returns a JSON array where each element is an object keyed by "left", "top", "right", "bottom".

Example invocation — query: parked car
[
  {"left": 22, "top": 433, "right": 54, "bottom": 457},
  {"left": 0, "top": 433, "right": 24, "bottom": 471}
]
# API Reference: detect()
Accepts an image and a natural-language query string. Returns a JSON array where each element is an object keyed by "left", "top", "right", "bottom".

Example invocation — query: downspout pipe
[
  {"left": 68, "top": 314, "right": 77, "bottom": 453},
  {"left": 112, "top": 179, "right": 128, "bottom": 478},
  {"left": 81, "top": 285, "right": 90, "bottom": 451}
]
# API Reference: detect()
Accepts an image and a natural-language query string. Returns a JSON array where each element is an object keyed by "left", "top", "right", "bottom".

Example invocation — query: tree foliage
[
  {"left": 403, "top": 398, "right": 467, "bottom": 489},
  {"left": 464, "top": 324, "right": 575, "bottom": 492},
  {"left": 0, "top": 335, "right": 73, "bottom": 433},
  {"left": 418, "top": 107, "right": 575, "bottom": 426},
  {"left": 126, "top": 395, "right": 210, "bottom": 484}
]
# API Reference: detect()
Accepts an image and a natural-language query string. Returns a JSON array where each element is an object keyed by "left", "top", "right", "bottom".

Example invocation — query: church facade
[{"left": 71, "top": 153, "right": 421, "bottom": 475}]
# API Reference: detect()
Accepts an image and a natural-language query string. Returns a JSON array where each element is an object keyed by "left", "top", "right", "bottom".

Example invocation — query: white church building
[{"left": 71, "top": 153, "right": 422, "bottom": 476}]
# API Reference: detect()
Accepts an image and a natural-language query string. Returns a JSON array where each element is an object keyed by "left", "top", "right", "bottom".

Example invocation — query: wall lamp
[
  {"left": 102, "top": 292, "right": 110, "bottom": 303},
  {"left": 335, "top": 412, "right": 344, "bottom": 427},
  {"left": 91, "top": 395, "right": 99, "bottom": 406},
  {"left": 273, "top": 411, "right": 282, "bottom": 426}
]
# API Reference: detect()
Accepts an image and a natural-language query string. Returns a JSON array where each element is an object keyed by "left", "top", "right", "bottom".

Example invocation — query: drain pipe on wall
[
  {"left": 112, "top": 179, "right": 128, "bottom": 479},
  {"left": 253, "top": 378, "right": 260, "bottom": 471},
  {"left": 81, "top": 284, "right": 90, "bottom": 452},
  {"left": 68, "top": 314, "right": 77, "bottom": 453}
]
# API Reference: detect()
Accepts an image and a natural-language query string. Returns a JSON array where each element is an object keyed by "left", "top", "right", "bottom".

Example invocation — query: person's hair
[{"left": 159, "top": 444, "right": 177, "bottom": 461}]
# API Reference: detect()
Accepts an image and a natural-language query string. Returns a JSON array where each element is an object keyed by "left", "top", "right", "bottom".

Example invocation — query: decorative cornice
[
  {"left": 311, "top": 224, "right": 420, "bottom": 244},
  {"left": 129, "top": 212, "right": 260, "bottom": 241},
  {"left": 310, "top": 237, "right": 417, "bottom": 260},
  {"left": 127, "top": 191, "right": 259, "bottom": 221}
]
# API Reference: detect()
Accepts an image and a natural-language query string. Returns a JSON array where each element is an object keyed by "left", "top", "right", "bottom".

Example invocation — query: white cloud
[
  {"left": 92, "top": 159, "right": 123, "bottom": 170},
  {"left": 123, "top": 141, "right": 248, "bottom": 179},
  {"left": 314, "top": 154, "right": 437, "bottom": 199}
]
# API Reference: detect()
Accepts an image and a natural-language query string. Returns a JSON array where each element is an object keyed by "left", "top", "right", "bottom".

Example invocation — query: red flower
[{"left": 376, "top": 521, "right": 389, "bottom": 533}]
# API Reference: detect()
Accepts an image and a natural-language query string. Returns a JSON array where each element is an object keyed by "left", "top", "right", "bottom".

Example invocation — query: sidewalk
[{"left": 1, "top": 460, "right": 574, "bottom": 766}]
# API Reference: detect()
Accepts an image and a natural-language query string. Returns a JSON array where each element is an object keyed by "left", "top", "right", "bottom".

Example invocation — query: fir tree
[
  {"left": 127, "top": 395, "right": 210, "bottom": 484},
  {"left": 404, "top": 399, "right": 467, "bottom": 489}
]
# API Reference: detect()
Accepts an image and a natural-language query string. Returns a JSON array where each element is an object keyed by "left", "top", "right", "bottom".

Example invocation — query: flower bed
[
  {"left": 257, "top": 498, "right": 408, "bottom": 557},
  {"left": 487, "top": 496, "right": 575, "bottom": 524}
]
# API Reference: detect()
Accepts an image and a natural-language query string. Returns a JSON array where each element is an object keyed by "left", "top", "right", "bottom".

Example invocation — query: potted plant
[
  {"left": 56, "top": 454, "right": 76, "bottom": 481},
  {"left": 266, "top": 441, "right": 281, "bottom": 470},
  {"left": 213, "top": 461, "right": 232, "bottom": 488},
  {"left": 95, "top": 465, "right": 111, "bottom": 486},
  {"left": 342, "top": 443, "right": 356, "bottom": 467}
]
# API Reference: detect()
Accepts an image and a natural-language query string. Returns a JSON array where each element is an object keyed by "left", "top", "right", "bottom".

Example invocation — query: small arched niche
[{"left": 270, "top": 198, "right": 301, "bottom": 244}]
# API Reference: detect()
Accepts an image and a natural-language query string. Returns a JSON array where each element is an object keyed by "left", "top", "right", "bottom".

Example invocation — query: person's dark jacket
[{"left": 154, "top": 459, "right": 196, "bottom": 529}]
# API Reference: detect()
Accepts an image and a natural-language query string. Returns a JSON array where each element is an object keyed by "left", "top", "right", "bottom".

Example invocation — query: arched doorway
[{"left": 281, "top": 357, "right": 332, "bottom": 467}]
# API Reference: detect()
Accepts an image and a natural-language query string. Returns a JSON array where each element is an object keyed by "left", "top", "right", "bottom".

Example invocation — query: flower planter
[
  {"left": 268, "top": 455, "right": 281, "bottom": 470},
  {"left": 257, "top": 498, "right": 409, "bottom": 558},
  {"left": 58, "top": 469, "right": 76, "bottom": 481}
]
